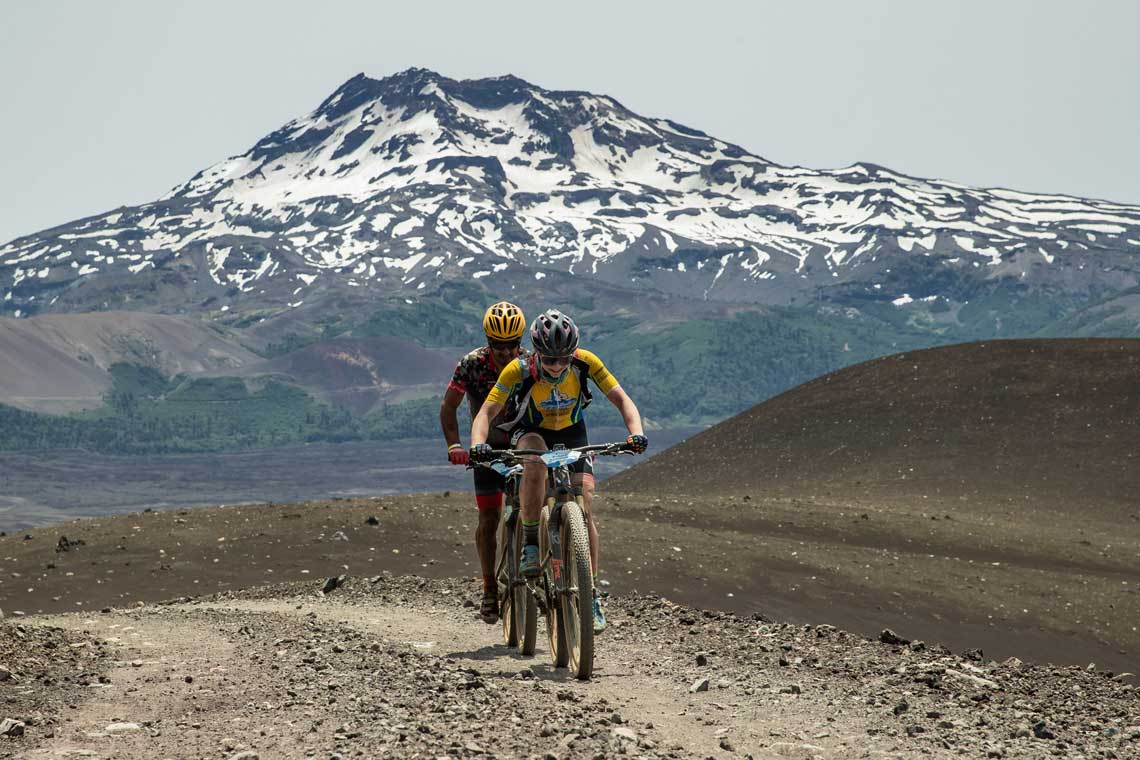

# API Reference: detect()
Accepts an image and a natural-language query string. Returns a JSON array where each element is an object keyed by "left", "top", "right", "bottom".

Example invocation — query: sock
[
  {"left": 482, "top": 575, "right": 495, "bottom": 593},
  {"left": 522, "top": 519, "right": 539, "bottom": 547}
]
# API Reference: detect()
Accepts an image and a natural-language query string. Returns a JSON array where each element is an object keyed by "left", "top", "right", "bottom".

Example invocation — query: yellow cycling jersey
[{"left": 486, "top": 348, "right": 619, "bottom": 431}]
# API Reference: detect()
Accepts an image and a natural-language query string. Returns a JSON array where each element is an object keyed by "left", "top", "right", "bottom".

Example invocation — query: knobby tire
[
  {"left": 514, "top": 512, "right": 538, "bottom": 656},
  {"left": 560, "top": 501, "right": 594, "bottom": 679},
  {"left": 499, "top": 506, "right": 518, "bottom": 648}
]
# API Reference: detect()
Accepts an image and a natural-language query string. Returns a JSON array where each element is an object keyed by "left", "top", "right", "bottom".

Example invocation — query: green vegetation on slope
[
  {"left": 0, "top": 299, "right": 953, "bottom": 454},
  {"left": 1035, "top": 286, "right": 1140, "bottom": 338},
  {"left": 0, "top": 363, "right": 451, "bottom": 454},
  {"left": 12, "top": 280, "right": 1125, "bottom": 455},
  {"left": 0, "top": 365, "right": 340, "bottom": 453},
  {"left": 356, "top": 282, "right": 490, "bottom": 347},
  {"left": 589, "top": 306, "right": 940, "bottom": 423}
]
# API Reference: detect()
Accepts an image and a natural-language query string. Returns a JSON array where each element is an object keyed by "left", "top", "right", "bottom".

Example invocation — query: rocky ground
[
  {"left": 1, "top": 574, "right": 1137, "bottom": 759},
  {"left": 2, "top": 492, "right": 1136, "bottom": 675},
  {"left": 0, "top": 620, "right": 112, "bottom": 750}
]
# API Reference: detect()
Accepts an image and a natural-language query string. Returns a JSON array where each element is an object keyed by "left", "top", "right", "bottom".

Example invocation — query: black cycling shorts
[
  {"left": 473, "top": 430, "right": 510, "bottom": 496},
  {"left": 510, "top": 420, "right": 594, "bottom": 477}
]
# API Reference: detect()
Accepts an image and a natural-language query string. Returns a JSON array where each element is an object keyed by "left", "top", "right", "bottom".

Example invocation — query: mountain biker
[
  {"left": 440, "top": 301, "right": 528, "bottom": 625},
  {"left": 468, "top": 309, "right": 648, "bottom": 633}
]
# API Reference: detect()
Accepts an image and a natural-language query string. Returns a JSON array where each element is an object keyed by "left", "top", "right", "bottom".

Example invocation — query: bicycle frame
[
  {"left": 539, "top": 446, "right": 583, "bottom": 603},
  {"left": 471, "top": 441, "right": 632, "bottom": 673},
  {"left": 475, "top": 447, "right": 579, "bottom": 611},
  {"left": 473, "top": 442, "right": 630, "bottom": 607}
]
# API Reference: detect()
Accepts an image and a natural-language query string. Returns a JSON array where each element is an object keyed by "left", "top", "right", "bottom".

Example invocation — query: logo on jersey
[{"left": 538, "top": 387, "right": 577, "bottom": 411}]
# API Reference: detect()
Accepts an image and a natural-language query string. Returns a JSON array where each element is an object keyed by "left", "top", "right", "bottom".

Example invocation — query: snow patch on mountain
[{"left": 2, "top": 69, "right": 1140, "bottom": 317}]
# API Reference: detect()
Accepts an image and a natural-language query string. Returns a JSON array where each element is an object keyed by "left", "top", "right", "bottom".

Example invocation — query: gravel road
[{"left": 3, "top": 575, "right": 1136, "bottom": 759}]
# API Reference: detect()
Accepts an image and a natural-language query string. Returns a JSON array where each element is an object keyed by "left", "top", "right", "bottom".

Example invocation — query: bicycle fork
[
  {"left": 544, "top": 482, "right": 585, "bottom": 603},
  {"left": 499, "top": 502, "right": 519, "bottom": 592}
]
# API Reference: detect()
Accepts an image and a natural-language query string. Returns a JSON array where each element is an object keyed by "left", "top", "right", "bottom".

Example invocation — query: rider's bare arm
[
  {"left": 440, "top": 387, "right": 465, "bottom": 448},
  {"left": 470, "top": 399, "right": 504, "bottom": 447},
  {"left": 605, "top": 385, "right": 644, "bottom": 437}
]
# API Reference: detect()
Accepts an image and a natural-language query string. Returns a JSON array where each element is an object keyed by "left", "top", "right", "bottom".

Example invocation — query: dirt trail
[
  {"left": 218, "top": 598, "right": 891, "bottom": 759},
  {"left": 8, "top": 576, "right": 1136, "bottom": 760},
  {"left": 15, "top": 600, "right": 904, "bottom": 759}
]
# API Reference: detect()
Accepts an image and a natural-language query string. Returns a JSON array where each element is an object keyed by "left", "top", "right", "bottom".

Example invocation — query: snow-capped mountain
[{"left": 3, "top": 68, "right": 1140, "bottom": 322}]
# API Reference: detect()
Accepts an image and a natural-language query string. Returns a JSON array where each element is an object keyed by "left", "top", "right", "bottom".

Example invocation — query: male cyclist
[
  {"left": 468, "top": 309, "right": 648, "bottom": 632},
  {"left": 440, "top": 301, "right": 527, "bottom": 625}
]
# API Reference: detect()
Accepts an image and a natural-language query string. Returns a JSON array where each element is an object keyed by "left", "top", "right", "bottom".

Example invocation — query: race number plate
[
  {"left": 540, "top": 449, "right": 582, "bottom": 468},
  {"left": 490, "top": 461, "right": 524, "bottom": 477}
]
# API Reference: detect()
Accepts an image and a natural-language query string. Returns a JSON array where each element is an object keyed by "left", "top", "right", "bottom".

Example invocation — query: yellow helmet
[{"left": 483, "top": 301, "right": 526, "bottom": 341}]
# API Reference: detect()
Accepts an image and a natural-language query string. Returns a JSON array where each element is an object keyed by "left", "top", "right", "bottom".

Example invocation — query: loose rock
[
  {"left": 879, "top": 629, "right": 909, "bottom": 646},
  {"left": 0, "top": 718, "right": 25, "bottom": 737},
  {"left": 321, "top": 575, "right": 346, "bottom": 595}
]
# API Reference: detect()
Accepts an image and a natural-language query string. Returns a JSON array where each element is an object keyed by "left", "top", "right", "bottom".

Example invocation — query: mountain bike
[
  {"left": 489, "top": 459, "right": 536, "bottom": 655},
  {"left": 474, "top": 441, "right": 634, "bottom": 679}
]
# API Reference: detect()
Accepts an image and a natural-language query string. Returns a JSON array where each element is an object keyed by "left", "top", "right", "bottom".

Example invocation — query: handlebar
[
  {"left": 469, "top": 441, "right": 635, "bottom": 469},
  {"left": 511, "top": 442, "right": 634, "bottom": 456}
]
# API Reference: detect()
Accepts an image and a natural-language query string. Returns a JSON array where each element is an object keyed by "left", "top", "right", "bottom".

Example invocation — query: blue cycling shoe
[
  {"left": 592, "top": 594, "right": 607, "bottom": 633},
  {"left": 519, "top": 545, "right": 541, "bottom": 578}
]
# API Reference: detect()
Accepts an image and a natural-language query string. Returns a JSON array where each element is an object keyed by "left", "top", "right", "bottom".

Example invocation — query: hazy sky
[{"left": 2, "top": 1, "right": 1137, "bottom": 244}]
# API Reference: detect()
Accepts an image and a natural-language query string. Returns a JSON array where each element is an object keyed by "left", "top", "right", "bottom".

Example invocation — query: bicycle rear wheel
[
  {"left": 558, "top": 501, "right": 595, "bottom": 679},
  {"left": 513, "top": 512, "right": 538, "bottom": 656}
]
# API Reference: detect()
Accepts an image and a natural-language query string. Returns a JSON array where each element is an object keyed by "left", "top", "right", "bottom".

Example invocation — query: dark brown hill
[
  {"left": 609, "top": 339, "right": 1140, "bottom": 516},
  {"left": 236, "top": 336, "right": 456, "bottom": 414}
]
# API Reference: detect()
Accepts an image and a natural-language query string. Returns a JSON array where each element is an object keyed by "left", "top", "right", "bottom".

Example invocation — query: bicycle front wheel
[
  {"left": 498, "top": 505, "right": 518, "bottom": 648},
  {"left": 558, "top": 501, "right": 595, "bottom": 679},
  {"left": 541, "top": 504, "right": 569, "bottom": 668},
  {"left": 513, "top": 512, "right": 538, "bottom": 656}
]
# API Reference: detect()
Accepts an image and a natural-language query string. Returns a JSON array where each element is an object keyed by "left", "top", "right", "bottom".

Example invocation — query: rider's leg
[
  {"left": 517, "top": 431, "right": 548, "bottom": 525},
  {"left": 565, "top": 428, "right": 598, "bottom": 574},
  {"left": 473, "top": 464, "right": 505, "bottom": 623},
  {"left": 516, "top": 431, "right": 547, "bottom": 577},
  {"left": 474, "top": 494, "right": 502, "bottom": 587},
  {"left": 475, "top": 494, "right": 502, "bottom": 622},
  {"left": 472, "top": 465, "right": 505, "bottom": 589}
]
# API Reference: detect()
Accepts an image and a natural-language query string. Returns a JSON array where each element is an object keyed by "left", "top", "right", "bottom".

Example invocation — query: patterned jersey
[
  {"left": 447, "top": 346, "right": 527, "bottom": 426},
  {"left": 485, "top": 348, "right": 620, "bottom": 431}
]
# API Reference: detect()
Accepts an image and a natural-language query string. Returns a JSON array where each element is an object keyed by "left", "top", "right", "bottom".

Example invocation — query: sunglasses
[
  {"left": 488, "top": 339, "right": 521, "bottom": 351},
  {"left": 539, "top": 355, "right": 572, "bottom": 367}
]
